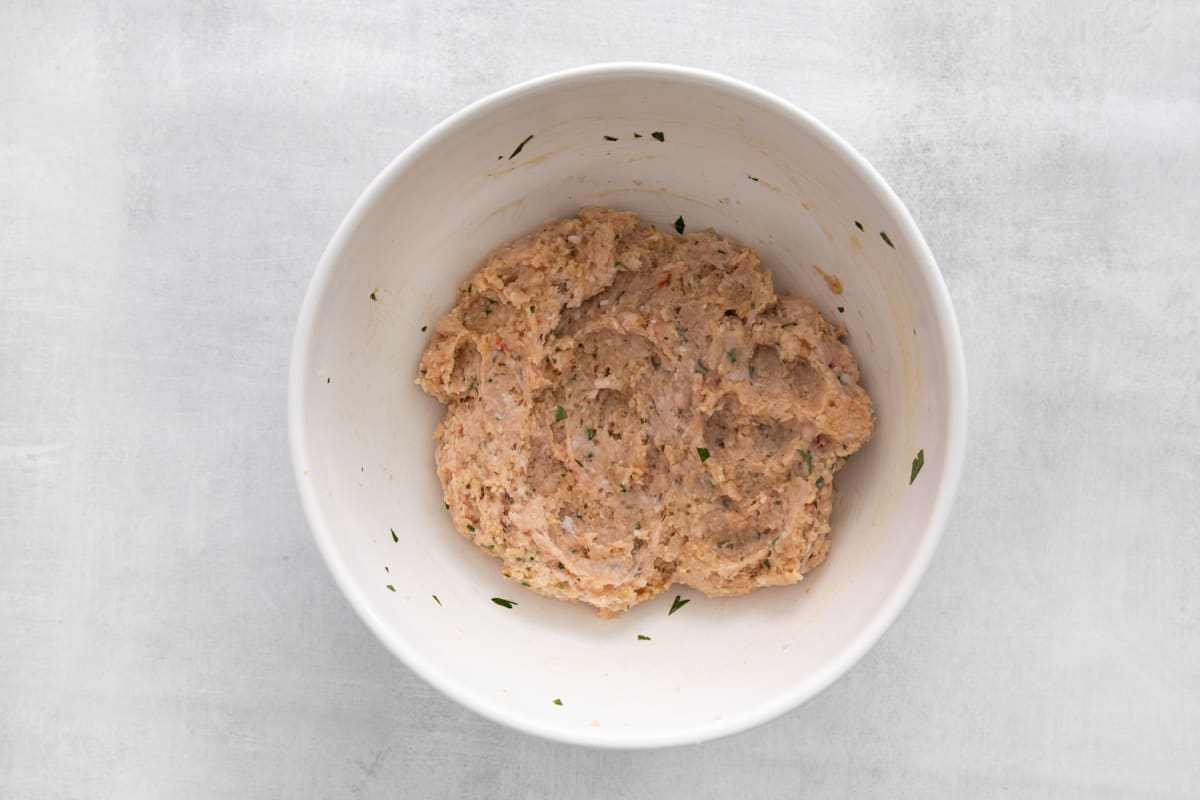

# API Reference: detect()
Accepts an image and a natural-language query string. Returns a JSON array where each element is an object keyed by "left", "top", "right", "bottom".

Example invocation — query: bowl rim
[{"left": 288, "top": 61, "right": 967, "bottom": 749}]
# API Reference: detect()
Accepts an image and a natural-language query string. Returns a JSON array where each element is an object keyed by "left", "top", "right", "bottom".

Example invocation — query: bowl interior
[{"left": 291, "top": 66, "right": 963, "bottom": 747}]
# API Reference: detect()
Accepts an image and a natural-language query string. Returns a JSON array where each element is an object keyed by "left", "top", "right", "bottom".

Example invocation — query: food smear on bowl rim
[{"left": 416, "top": 208, "right": 874, "bottom": 617}]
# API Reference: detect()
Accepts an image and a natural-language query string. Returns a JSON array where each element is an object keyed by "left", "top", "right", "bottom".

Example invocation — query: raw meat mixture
[{"left": 417, "top": 208, "right": 873, "bottom": 616}]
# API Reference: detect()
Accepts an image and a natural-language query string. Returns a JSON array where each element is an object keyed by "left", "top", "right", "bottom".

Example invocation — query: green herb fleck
[
  {"left": 618, "top": 483, "right": 628, "bottom": 493},
  {"left": 574, "top": 458, "right": 584, "bottom": 468},
  {"left": 385, "top": 584, "right": 395, "bottom": 592},
  {"left": 554, "top": 405, "right": 567, "bottom": 422},
  {"left": 854, "top": 220, "right": 864, "bottom": 231},
  {"left": 586, "top": 427, "right": 597, "bottom": 440},
  {"left": 529, "top": 305, "right": 536, "bottom": 313},
  {"left": 748, "top": 365, "right": 757, "bottom": 379},
  {"left": 880, "top": 231, "right": 894, "bottom": 248},
  {"left": 762, "top": 558, "right": 771, "bottom": 570},
  {"left": 674, "top": 216, "right": 685, "bottom": 235},
  {"left": 508, "top": 134, "right": 533, "bottom": 160},
  {"left": 695, "top": 360, "right": 709, "bottom": 375},
  {"left": 553, "top": 698, "right": 563, "bottom": 706},
  {"left": 748, "top": 175, "right": 759, "bottom": 182},
  {"left": 781, "top": 322, "right": 797, "bottom": 329},
  {"left": 491, "top": 597, "right": 517, "bottom": 608},
  {"left": 837, "top": 306, "right": 845, "bottom": 313},
  {"left": 910, "top": 449, "right": 925, "bottom": 484},
  {"left": 521, "top": 581, "right": 531, "bottom": 587},
  {"left": 697, "top": 447, "right": 710, "bottom": 463},
  {"left": 651, "top": 131, "right": 665, "bottom": 142},
  {"left": 634, "top": 522, "right": 642, "bottom": 530},
  {"left": 391, "top": 528, "right": 398, "bottom": 543},
  {"left": 650, "top": 355, "right": 661, "bottom": 370},
  {"left": 326, "top": 377, "right": 330, "bottom": 383},
  {"left": 432, "top": 594, "right": 441, "bottom": 606},
  {"left": 444, "top": 502, "right": 450, "bottom": 509},
  {"left": 637, "top": 634, "right": 651, "bottom": 641},
  {"left": 603, "top": 135, "right": 618, "bottom": 141},
  {"left": 668, "top": 595, "right": 690, "bottom": 615},
  {"left": 816, "top": 476, "right": 825, "bottom": 488},
  {"left": 557, "top": 561, "right": 565, "bottom": 569},
  {"left": 466, "top": 524, "right": 475, "bottom": 532},
  {"left": 421, "top": 325, "right": 427, "bottom": 332},
  {"left": 798, "top": 449, "right": 813, "bottom": 474},
  {"left": 369, "top": 291, "right": 377, "bottom": 301},
  {"left": 727, "top": 349, "right": 737, "bottom": 363}
]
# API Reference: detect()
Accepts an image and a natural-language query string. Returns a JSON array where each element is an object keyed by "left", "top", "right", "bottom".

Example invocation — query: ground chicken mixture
[{"left": 417, "top": 208, "right": 873, "bottom": 616}]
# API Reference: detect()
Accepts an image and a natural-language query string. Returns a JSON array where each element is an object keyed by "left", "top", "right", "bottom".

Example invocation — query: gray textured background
[{"left": 2, "top": 1, "right": 1198, "bottom": 797}]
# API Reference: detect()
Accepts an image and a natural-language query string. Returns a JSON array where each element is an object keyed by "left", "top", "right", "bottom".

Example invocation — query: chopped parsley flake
[
  {"left": 781, "top": 322, "right": 797, "bottom": 328},
  {"left": 421, "top": 325, "right": 427, "bottom": 332},
  {"left": 618, "top": 483, "right": 628, "bottom": 493},
  {"left": 674, "top": 216, "right": 685, "bottom": 235},
  {"left": 668, "top": 595, "right": 690, "bottom": 615},
  {"left": 553, "top": 698, "right": 563, "bottom": 706},
  {"left": 798, "top": 449, "right": 813, "bottom": 475},
  {"left": 651, "top": 131, "right": 665, "bottom": 142},
  {"left": 727, "top": 349, "right": 737, "bottom": 363},
  {"left": 633, "top": 132, "right": 643, "bottom": 138},
  {"left": 880, "top": 231, "right": 894, "bottom": 248},
  {"left": 837, "top": 306, "right": 845, "bottom": 313},
  {"left": 650, "top": 355, "right": 661, "bottom": 370},
  {"left": 637, "top": 634, "right": 651, "bottom": 640},
  {"left": 854, "top": 220, "right": 864, "bottom": 231},
  {"left": 634, "top": 522, "right": 642, "bottom": 530},
  {"left": 491, "top": 597, "right": 517, "bottom": 608},
  {"left": 697, "top": 447, "right": 710, "bottom": 462},
  {"left": 586, "top": 427, "right": 597, "bottom": 440},
  {"left": 529, "top": 305, "right": 536, "bottom": 313},
  {"left": 603, "top": 135, "right": 618, "bottom": 141},
  {"left": 432, "top": 594, "right": 441, "bottom": 605},
  {"left": 762, "top": 558, "right": 771, "bottom": 570},
  {"left": 369, "top": 291, "right": 377, "bottom": 301},
  {"left": 508, "top": 134, "right": 533, "bottom": 160},
  {"left": 391, "top": 528, "right": 398, "bottom": 542},
  {"left": 385, "top": 584, "right": 395, "bottom": 592},
  {"left": 466, "top": 524, "right": 475, "bottom": 532},
  {"left": 748, "top": 175, "right": 759, "bottom": 182},
  {"left": 554, "top": 405, "right": 567, "bottom": 422},
  {"left": 816, "top": 476, "right": 825, "bottom": 488},
  {"left": 910, "top": 449, "right": 925, "bottom": 484},
  {"left": 695, "top": 360, "right": 709, "bottom": 375}
]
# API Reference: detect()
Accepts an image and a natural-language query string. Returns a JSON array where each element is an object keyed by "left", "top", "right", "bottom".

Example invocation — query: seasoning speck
[
  {"left": 854, "top": 220, "right": 864, "bottom": 231},
  {"left": 491, "top": 597, "right": 517, "bottom": 608},
  {"left": 553, "top": 698, "right": 563, "bottom": 706},
  {"left": 554, "top": 405, "right": 567, "bottom": 422},
  {"left": 748, "top": 175, "right": 759, "bottom": 182},
  {"left": 910, "top": 449, "right": 925, "bottom": 484},
  {"left": 421, "top": 325, "right": 427, "bottom": 332},
  {"left": 651, "top": 131, "right": 665, "bottom": 142},
  {"left": 637, "top": 634, "right": 651, "bottom": 641},
  {"left": 668, "top": 595, "right": 690, "bottom": 615},
  {"left": 369, "top": 291, "right": 377, "bottom": 301},
  {"left": 508, "top": 134, "right": 534, "bottom": 160},
  {"left": 697, "top": 447, "right": 710, "bottom": 463},
  {"left": 391, "top": 528, "right": 398, "bottom": 543},
  {"left": 880, "top": 231, "right": 894, "bottom": 248},
  {"left": 674, "top": 216, "right": 685, "bottom": 235},
  {"left": 385, "top": 584, "right": 395, "bottom": 592},
  {"left": 603, "top": 135, "right": 618, "bottom": 141}
]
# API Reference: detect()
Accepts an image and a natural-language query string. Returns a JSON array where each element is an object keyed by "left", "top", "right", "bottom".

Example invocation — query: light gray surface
[{"left": 2, "top": 1, "right": 1197, "bottom": 797}]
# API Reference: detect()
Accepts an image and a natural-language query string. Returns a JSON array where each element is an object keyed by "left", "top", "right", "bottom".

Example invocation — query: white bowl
[{"left": 289, "top": 64, "right": 966, "bottom": 748}]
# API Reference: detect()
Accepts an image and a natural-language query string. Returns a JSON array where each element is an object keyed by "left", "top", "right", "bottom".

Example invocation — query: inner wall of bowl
[{"left": 298, "top": 70, "right": 949, "bottom": 740}]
